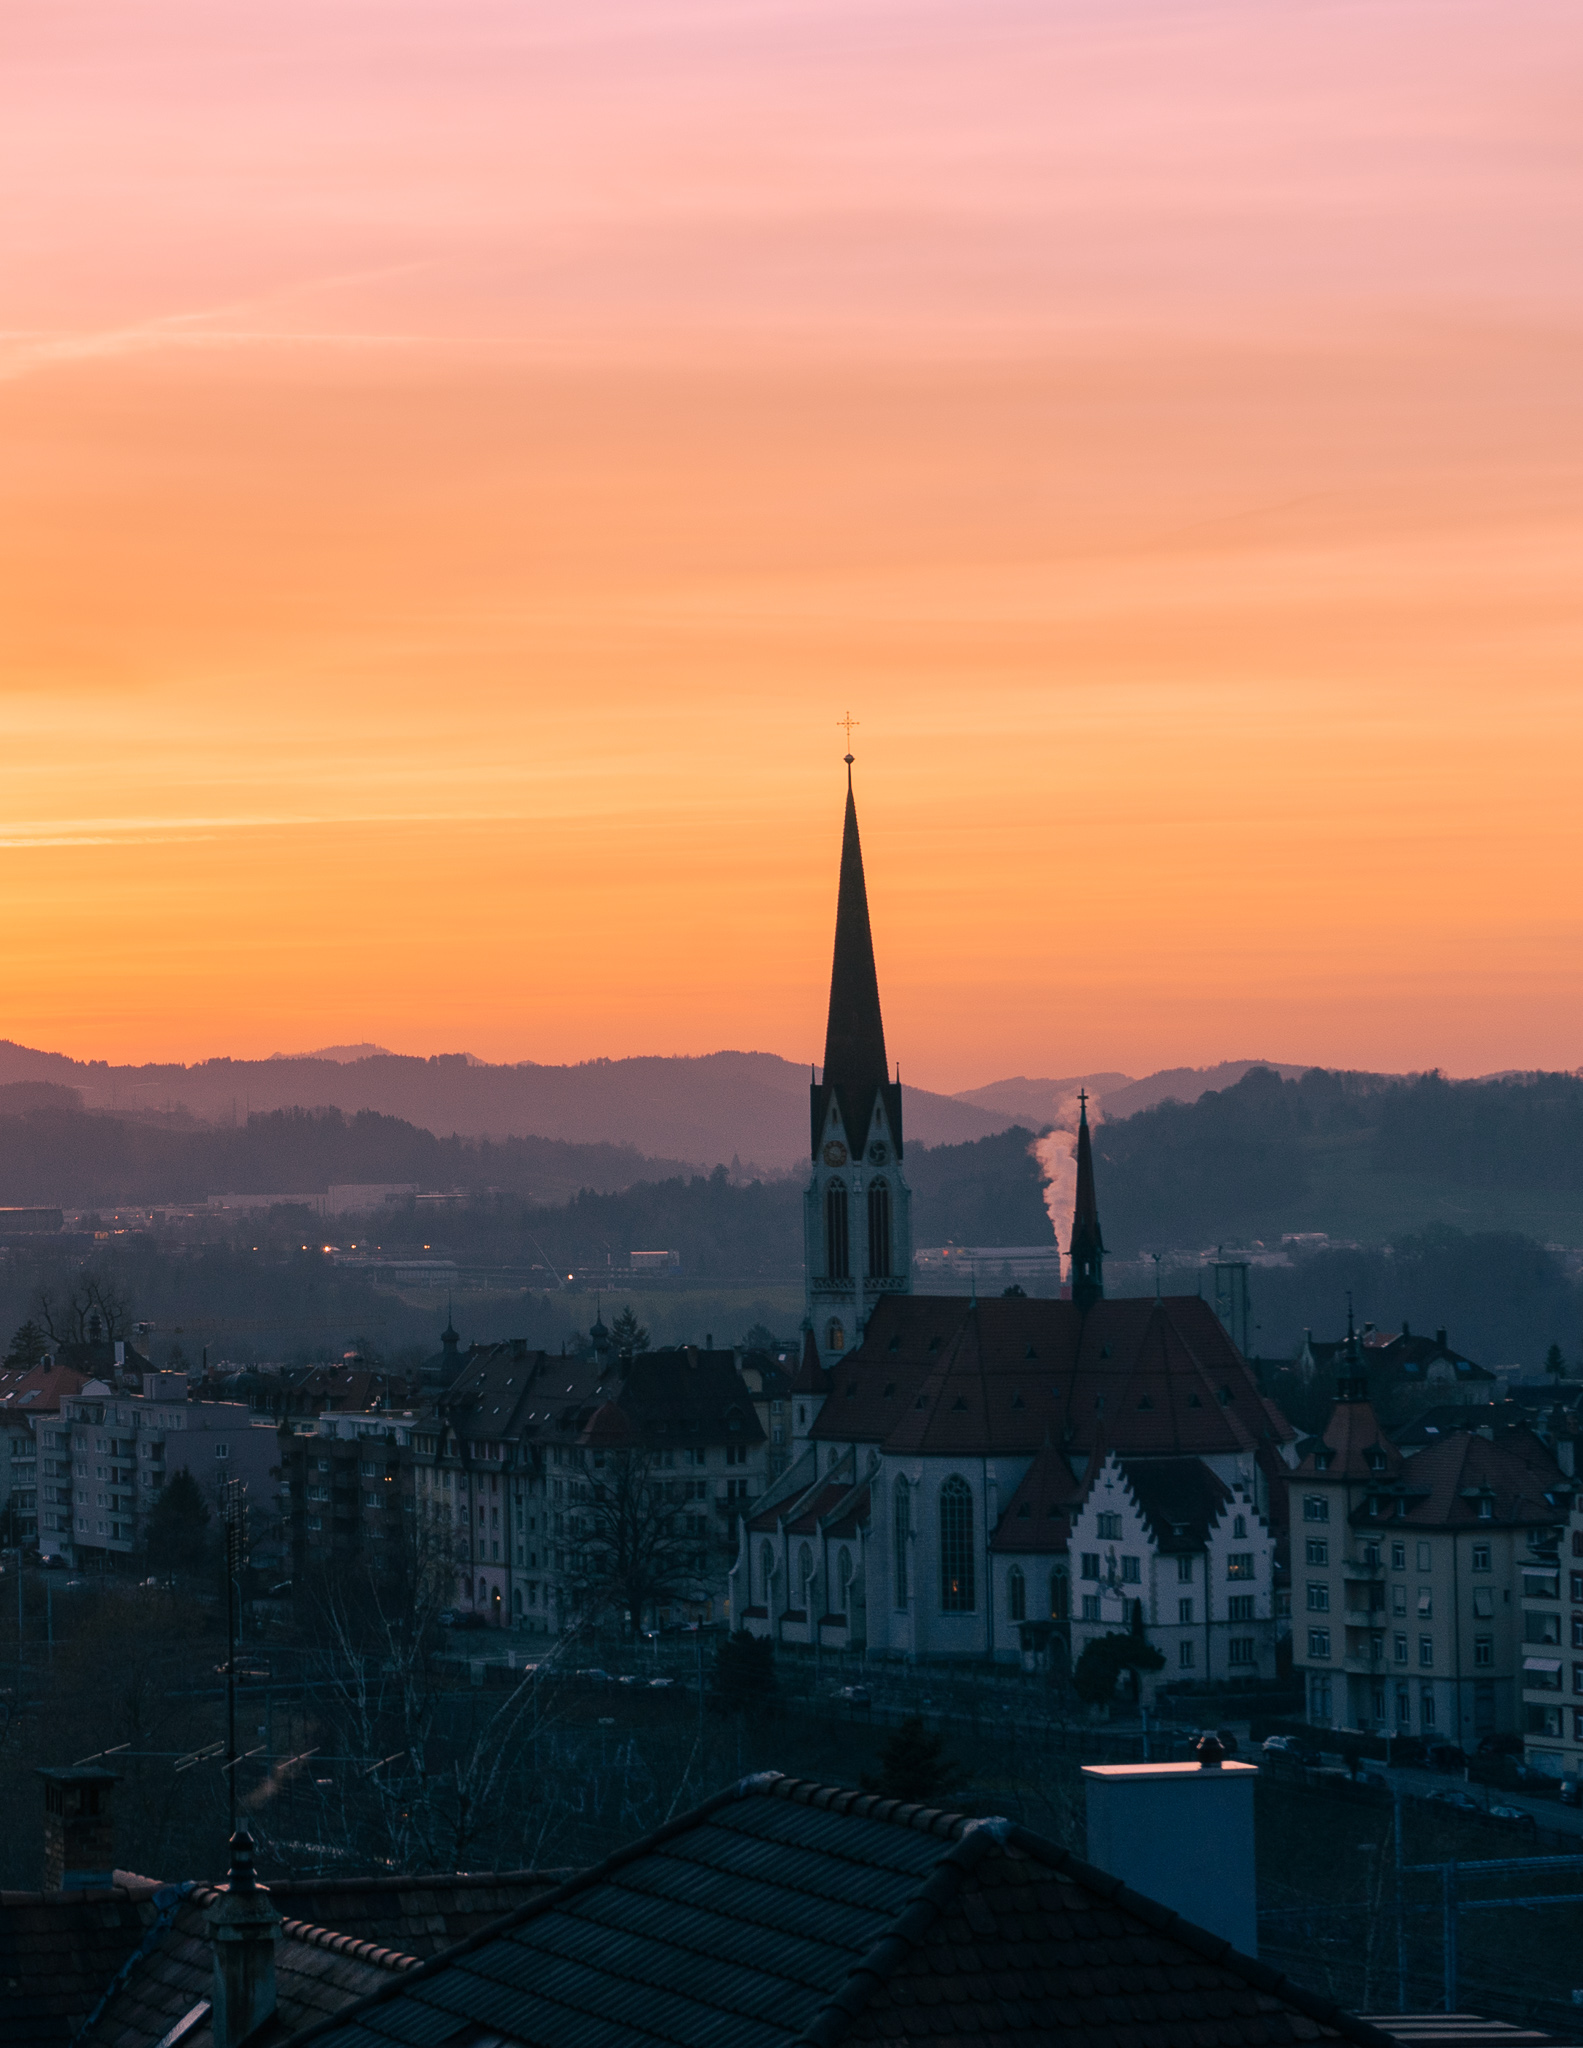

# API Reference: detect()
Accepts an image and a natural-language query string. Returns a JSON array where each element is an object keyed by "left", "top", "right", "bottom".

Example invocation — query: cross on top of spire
[{"left": 837, "top": 710, "right": 859, "bottom": 764}]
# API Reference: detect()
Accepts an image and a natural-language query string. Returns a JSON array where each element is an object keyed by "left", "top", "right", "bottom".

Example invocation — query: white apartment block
[{"left": 1291, "top": 1386, "right": 1567, "bottom": 1745}]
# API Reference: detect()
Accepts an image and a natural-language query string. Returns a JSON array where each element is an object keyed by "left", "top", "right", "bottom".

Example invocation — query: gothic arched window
[
  {"left": 826, "top": 1318, "right": 845, "bottom": 1353},
  {"left": 1007, "top": 1565, "right": 1026, "bottom": 1622},
  {"left": 1050, "top": 1570, "right": 1069, "bottom": 1620},
  {"left": 798, "top": 1541, "right": 814, "bottom": 1610},
  {"left": 761, "top": 1540, "right": 775, "bottom": 1602},
  {"left": 867, "top": 1179, "right": 891, "bottom": 1279},
  {"left": 825, "top": 1182, "right": 850, "bottom": 1279},
  {"left": 893, "top": 1476, "right": 910, "bottom": 1606},
  {"left": 839, "top": 1547, "right": 853, "bottom": 1611},
  {"left": 940, "top": 1476, "right": 975, "bottom": 1612}
]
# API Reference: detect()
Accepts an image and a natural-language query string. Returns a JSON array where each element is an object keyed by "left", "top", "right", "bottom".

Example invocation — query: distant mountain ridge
[
  {"left": 0, "top": 1042, "right": 1009, "bottom": 1172},
  {"left": 952, "top": 1061, "right": 1311, "bottom": 1128}
]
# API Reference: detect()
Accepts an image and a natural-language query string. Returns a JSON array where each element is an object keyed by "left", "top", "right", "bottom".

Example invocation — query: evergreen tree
[
  {"left": 710, "top": 1630, "right": 776, "bottom": 1715},
  {"left": 861, "top": 1717, "right": 965, "bottom": 1802},
  {"left": 3, "top": 1319, "right": 48, "bottom": 1369},
  {"left": 1544, "top": 1343, "right": 1568, "bottom": 1383},
  {"left": 144, "top": 1469, "right": 212, "bottom": 1576},
  {"left": 609, "top": 1305, "right": 651, "bottom": 1356}
]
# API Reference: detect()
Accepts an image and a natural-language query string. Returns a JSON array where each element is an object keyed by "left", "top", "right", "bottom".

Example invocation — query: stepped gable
[
  {"left": 991, "top": 1445, "right": 1087, "bottom": 1552},
  {"left": 288, "top": 1773, "right": 1396, "bottom": 2048},
  {"left": 813, "top": 1292, "right": 1292, "bottom": 1460},
  {"left": 1117, "top": 1456, "right": 1236, "bottom": 1552}
]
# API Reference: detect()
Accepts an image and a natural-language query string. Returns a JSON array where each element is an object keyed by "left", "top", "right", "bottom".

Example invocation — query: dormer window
[
  {"left": 1477, "top": 1495, "right": 1493, "bottom": 1520},
  {"left": 1367, "top": 1450, "right": 1387, "bottom": 1473},
  {"left": 1313, "top": 1451, "right": 1333, "bottom": 1473}
]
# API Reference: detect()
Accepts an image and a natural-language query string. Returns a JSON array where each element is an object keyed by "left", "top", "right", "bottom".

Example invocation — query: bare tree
[
  {"left": 32, "top": 1263, "right": 134, "bottom": 1348},
  {"left": 571, "top": 1449, "right": 701, "bottom": 1635}
]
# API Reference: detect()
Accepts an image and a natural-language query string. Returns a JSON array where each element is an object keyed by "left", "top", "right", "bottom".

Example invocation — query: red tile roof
[
  {"left": 815, "top": 1294, "right": 1291, "bottom": 1464},
  {"left": 1292, "top": 1396, "right": 1402, "bottom": 1483},
  {"left": 991, "top": 1447, "right": 1086, "bottom": 1553}
]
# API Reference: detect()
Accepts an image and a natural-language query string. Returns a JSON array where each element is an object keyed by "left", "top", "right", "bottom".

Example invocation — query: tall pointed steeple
[
  {"left": 810, "top": 759, "right": 903, "bottom": 1160},
  {"left": 1068, "top": 1092, "right": 1105, "bottom": 1312},
  {"left": 802, "top": 748, "right": 911, "bottom": 1383},
  {"left": 823, "top": 766, "right": 889, "bottom": 1089}
]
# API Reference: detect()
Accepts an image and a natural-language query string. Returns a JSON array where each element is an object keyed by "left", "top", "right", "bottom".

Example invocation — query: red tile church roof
[{"left": 814, "top": 1294, "right": 1291, "bottom": 1464}]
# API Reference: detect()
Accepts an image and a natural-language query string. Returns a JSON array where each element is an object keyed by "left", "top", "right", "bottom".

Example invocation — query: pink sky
[{"left": 2, "top": 1, "right": 1581, "bottom": 1086}]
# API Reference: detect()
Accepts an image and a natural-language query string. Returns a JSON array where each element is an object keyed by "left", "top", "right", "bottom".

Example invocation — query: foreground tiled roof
[
  {"left": 0, "top": 1877, "right": 160, "bottom": 2048},
  {"left": 0, "top": 1870, "right": 567, "bottom": 2048},
  {"left": 263, "top": 1873, "right": 571, "bottom": 1960},
  {"left": 289, "top": 1776, "right": 1397, "bottom": 2048},
  {"left": 79, "top": 1881, "right": 416, "bottom": 2048}
]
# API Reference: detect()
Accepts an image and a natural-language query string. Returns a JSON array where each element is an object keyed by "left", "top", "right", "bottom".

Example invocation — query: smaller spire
[{"left": 1069, "top": 1091, "right": 1106, "bottom": 1313}]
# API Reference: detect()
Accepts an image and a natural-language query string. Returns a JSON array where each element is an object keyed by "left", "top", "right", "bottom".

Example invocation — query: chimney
[
  {"left": 208, "top": 1830, "right": 280, "bottom": 2048},
  {"left": 38, "top": 1767, "right": 119, "bottom": 1891},
  {"left": 1082, "top": 1748, "right": 1259, "bottom": 1955}
]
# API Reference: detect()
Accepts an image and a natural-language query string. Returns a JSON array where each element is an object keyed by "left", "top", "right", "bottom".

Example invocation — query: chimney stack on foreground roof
[
  {"left": 1082, "top": 1755, "right": 1260, "bottom": 1956},
  {"left": 37, "top": 1767, "right": 119, "bottom": 1891},
  {"left": 208, "top": 1828, "right": 281, "bottom": 2048}
]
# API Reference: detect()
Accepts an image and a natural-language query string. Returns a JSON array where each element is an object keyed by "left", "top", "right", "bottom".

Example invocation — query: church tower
[
  {"left": 805, "top": 756, "right": 912, "bottom": 1367},
  {"left": 1068, "top": 1091, "right": 1105, "bottom": 1312}
]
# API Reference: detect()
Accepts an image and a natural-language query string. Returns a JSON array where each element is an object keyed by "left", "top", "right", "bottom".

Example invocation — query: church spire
[
  {"left": 1069, "top": 1091, "right": 1105, "bottom": 1312},
  {"left": 822, "top": 764, "right": 889, "bottom": 1091}
]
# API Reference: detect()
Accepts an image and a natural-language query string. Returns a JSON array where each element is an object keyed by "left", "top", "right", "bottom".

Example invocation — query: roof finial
[{"left": 837, "top": 710, "right": 859, "bottom": 772}]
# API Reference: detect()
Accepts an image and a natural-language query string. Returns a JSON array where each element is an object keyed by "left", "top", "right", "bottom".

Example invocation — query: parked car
[
  {"left": 1560, "top": 1778, "right": 1581, "bottom": 1807},
  {"left": 834, "top": 1685, "right": 872, "bottom": 1706},
  {"left": 1426, "top": 1789, "right": 1481, "bottom": 1813},
  {"left": 438, "top": 1609, "right": 489, "bottom": 1631},
  {"left": 1262, "top": 1735, "right": 1306, "bottom": 1755},
  {"left": 576, "top": 1668, "right": 612, "bottom": 1684},
  {"left": 1475, "top": 1733, "right": 1524, "bottom": 1759},
  {"left": 1487, "top": 1805, "right": 1536, "bottom": 1830},
  {"left": 649, "top": 1676, "right": 676, "bottom": 1689}
]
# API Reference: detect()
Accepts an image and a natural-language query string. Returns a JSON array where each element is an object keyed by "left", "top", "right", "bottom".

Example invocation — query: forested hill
[
  {"left": 0, "top": 1092, "right": 695, "bottom": 1207},
  {"left": 1092, "top": 1066, "right": 1583, "bottom": 1254},
  {"left": 0, "top": 1089, "right": 1053, "bottom": 1252}
]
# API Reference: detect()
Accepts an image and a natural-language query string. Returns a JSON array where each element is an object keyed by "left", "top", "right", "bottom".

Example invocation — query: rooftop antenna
[
  {"left": 1152, "top": 1252, "right": 1162, "bottom": 1302},
  {"left": 221, "top": 1479, "right": 250, "bottom": 1841}
]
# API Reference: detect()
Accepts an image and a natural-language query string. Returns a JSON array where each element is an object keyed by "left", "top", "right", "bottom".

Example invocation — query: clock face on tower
[{"left": 822, "top": 1140, "right": 848, "bottom": 1166}]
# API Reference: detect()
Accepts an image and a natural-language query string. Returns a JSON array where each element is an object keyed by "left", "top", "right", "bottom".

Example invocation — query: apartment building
[
  {"left": 277, "top": 1406, "right": 421, "bottom": 1583},
  {"left": 1291, "top": 1375, "right": 1568, "bottom": 1743},
  {"left": 49, "top": 1373, "right": 280, "bottom": 1566},
  {"left": 1520, "top": 1491, "right": 1583, "bottom": 1779},
  {"left": 0, "top": 1360, "right": 93, "bottom": 1548},
  {"left": 410, "top": 1333, "right": 768, "bottom": 1632}
]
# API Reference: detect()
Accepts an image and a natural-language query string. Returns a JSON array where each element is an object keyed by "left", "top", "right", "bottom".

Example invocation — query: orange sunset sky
[{"left": 3, "top": 0, "right": 1580, "bottom": 1092}]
